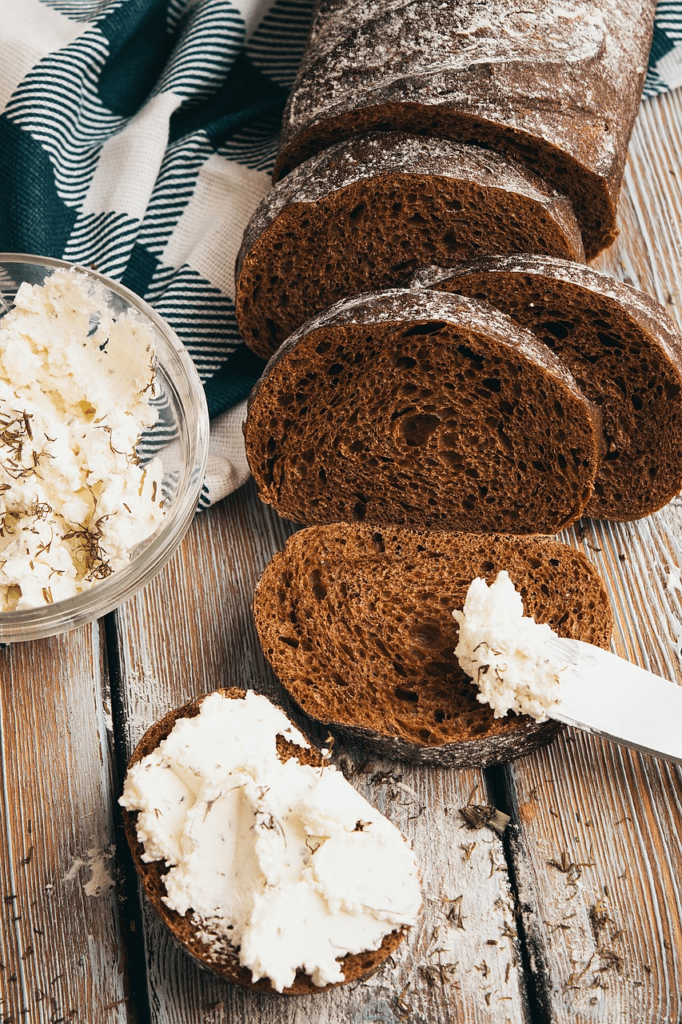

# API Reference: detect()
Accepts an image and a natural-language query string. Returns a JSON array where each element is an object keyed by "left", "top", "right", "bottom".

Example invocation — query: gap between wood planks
[
  {"left": 99, "top": 603, "right": 562, "bottom": 1024},
  {"left": 485, "top": 763, "right": 553, "bottom": 1024},
  {"left": 104, "top": 610, "right": 153, "bottom": 1024}
]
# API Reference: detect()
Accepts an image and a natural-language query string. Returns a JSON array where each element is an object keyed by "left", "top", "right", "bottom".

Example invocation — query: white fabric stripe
[
  {"left": 6, "top": 27, "right": 123, "bottom": 208},
  {"left": 652, "top": 45, "right": 682, "bottom": 90},
  {"left": 232, "top": 0, "right": 273, "bottom": 38},
  {"left": 136, "top": 135, "right": 215, "bottom": 255},
  {"left": 218, "top": 120, "right": 280, "bottom": 172},
  {"left": 63, "top": 212, "right": 141, "bottom": 278},
  {"left": 161, "top": 154, "right": 271, "bottom": 299},
  {"left": 154, "top": 0, "right": 246, "bottom": 100},
  {"left": 246, "top": 0, "right": 315, "bottom": 85},
  {"left": 0, "top": 0, "right": 83, "bottom": 111},
  {"left": 39, "top": 0, "right": 126, "bottom": 22},
  {"left": 82, "top": 92, "right": 183, "bottom": 219},
  {"left": 204, "top": 399, "right": 250, "bottom": 503}
]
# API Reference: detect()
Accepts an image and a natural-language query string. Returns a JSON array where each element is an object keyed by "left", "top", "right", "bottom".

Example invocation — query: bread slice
[
  {"left": 414, "top": 255, "right": 682, "bottom": 521},
  {"left": 254, "top": 526, "right": 613, "bottom": 768},
  {"left": 121, "top": 688, "right": 408, "bottom": 994},
  {"left": 245, "top": 288, "right": 600, "bottom": 535},
  {"left": 235, "top": 131, "right": 585, "bottom": 360},
  {"left": 274, "top": 0, "right": 656, "bottom": 259}
]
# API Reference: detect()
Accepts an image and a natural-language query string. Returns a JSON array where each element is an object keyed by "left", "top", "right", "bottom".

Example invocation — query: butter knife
[{"left": 545, "top": 636, "right": 682, "bottom": 765}]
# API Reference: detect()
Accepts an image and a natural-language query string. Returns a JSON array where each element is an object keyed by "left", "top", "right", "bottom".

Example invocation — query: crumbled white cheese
[
  {"left": 453, "top": 571, "right": 568, "bottom": 721},
  {"left": 120, "top": 691, "right": 422, "bottom": 992},
  {"left": 0, "top": 269, "right": 164, "bottom": 609}
]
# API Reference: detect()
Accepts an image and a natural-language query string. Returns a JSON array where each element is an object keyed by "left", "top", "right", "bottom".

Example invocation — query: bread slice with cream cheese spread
[
  {"left": 253, "top": 526, "right": 613, "bottom": 768},
  {"left": 121, "top": 688, "right": 414, "bottom": 993}
]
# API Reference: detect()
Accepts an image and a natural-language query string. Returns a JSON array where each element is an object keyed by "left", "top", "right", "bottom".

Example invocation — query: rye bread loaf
[
  {"left": 274, "top": 0, "right": 656, "bottom": 259},
  {"left": 236, "top": 132, "right": 585, "bottom": 360},
  {"left": 245, "top": 289, "right": 600, "bottom": 534},
  {"left": 254, "top": 526, "right": 613, "bottom": 768},
  {"left": 121, "top": 688, "right": 407, "bottom": 994},
  {"left": 414, "top": 255, "right": 682, "bottom": 521}
]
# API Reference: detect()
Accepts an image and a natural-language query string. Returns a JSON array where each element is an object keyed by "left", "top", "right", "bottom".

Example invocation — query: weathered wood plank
[
  {"left": 0, "top": 623, "right": 130, "bottom": 1023},
  {"left": 504, "top": 91, "right": 682, "bottom": 1024},
  {"left": 112, "top": 480, "right": 530, "bottom": 1024},
  {"left": 505, "top": 517, "right": 682, "bottom": 1024}
]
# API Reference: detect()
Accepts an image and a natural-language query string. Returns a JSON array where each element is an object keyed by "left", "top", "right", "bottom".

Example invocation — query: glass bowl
[{"left": 0, "top": 255, "right": 209, "bottom": 642}]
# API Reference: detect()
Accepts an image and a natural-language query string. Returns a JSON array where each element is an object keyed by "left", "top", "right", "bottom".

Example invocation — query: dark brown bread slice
[
  {"left": 121, "top": 688, "right": 408, "bottom": 994},
  {"left": 236, "top": 131, "right": 584, "bottom": 360},
  {"left": 414, "top": 256, "right": 682, "bottom": 521},
  {"left": 245, "top": 289, "right": 600, "bottom": 534},
  {"left": 274, "top": 0, "right": 656, "bottom": 259},
  {"left": 254, "top": 526, "right": 613, "bottom": 768}
]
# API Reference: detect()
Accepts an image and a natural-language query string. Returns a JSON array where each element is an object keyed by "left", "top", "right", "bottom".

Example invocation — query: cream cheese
[
  {"left": 453, "top": 571, "right": 568, "bottom": 721},
  {"left": 0, "top": 269, "right": 164, "bottom": 610},
  {"left": 120, "top": 691, "right": 422, "bottom": 992}
]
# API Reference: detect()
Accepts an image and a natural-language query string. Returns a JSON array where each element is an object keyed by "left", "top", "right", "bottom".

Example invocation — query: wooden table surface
[{"left": 0, "top": 92, "right": 681, "bottom": 1024}]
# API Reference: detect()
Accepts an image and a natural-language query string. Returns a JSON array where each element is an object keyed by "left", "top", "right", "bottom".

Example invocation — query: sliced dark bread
[
  {"left": 274, "top": 0, "right": 655, "bottom": 258},
  {"left": 245, "top": 289, "right": 600, "bottom": 534},
  {"left": 414, "top": 256, "right": 682, "bottom": 521},
  {"left": 236, "top": 132, "right": 584, "bottom": 359},
  {"left": 254, "top": 526, "right": 613, "bottom": 768},
  {"left": 121, "top": 688, "right": 408, "bottom": 994}
]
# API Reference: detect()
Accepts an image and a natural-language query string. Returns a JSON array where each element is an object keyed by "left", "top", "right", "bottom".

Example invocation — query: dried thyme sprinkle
[
  {"left": 93, "top": 422, "right": 129, "bottom": 459},
  {"left": 597, "top": 948, "right": 624, "bottom": 974},
  {"left": 459, "top": 804, "right": 511, "bottom": 836},
  {"left": 62, "top": 514, "right": 115, "bottom": 581},
  {"left": 547, "top": 847, "right": 596, "bottom": 887},
  {"left": 589, "top": 899, "right": 611, "bottom": 937},
  {"left": 444, "top": 894, "right": 466, "bottom": 930},
  {"left": 0, "top": 411, "right": 40, "bottom": 477}
]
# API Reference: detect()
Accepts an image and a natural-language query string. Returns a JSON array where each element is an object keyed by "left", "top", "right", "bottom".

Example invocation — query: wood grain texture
[
  {"left": 503, "top": 90, "right": 682, "bottom": 1024},
  {"left": 113, "top": 481, "right": 530, "bottom": 1024},
  {"left": 505, "top": 517, "right": 682, "bottom": 1024},
  {"left": 0, "top": 623, "right": 129, "bottom": 1023}
]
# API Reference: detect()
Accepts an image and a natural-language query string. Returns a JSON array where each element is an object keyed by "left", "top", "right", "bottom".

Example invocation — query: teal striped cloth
[
  {"left": 0, "top": 0, "right": 678, "bottom": 506},
  {"left": 646, "top": 1, "right": 682, "bottom": 96}
]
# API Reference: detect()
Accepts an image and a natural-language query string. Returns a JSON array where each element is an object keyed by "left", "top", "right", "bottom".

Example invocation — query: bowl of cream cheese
[{"left": 0, "top": 255, "right": 209, "bottom": 642}]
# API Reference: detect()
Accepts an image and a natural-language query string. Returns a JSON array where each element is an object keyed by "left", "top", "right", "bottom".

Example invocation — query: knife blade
[{"left": 545, "top": 635, "right": 682, "bottom": 765}]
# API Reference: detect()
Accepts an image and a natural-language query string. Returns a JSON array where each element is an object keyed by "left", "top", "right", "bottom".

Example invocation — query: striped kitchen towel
[
  {"left": 646, "top": 1, "right": 682, "bottom": 96},
  {"left": 0, "top": 0, "right": 679, "bottom": 508}
]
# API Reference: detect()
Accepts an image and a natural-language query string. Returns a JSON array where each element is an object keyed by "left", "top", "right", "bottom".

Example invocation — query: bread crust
[
  {"left": 245, "top": 288, "right": 601, "bottom": 535},
  {"left": 236, "top": 131, "right": 585, "bottom": 359},
  {"left": 415, "top": 255, "right": 682, "bottom": 520},
  {"left": 274, "top": 0, "right": 656, "bottom": 258},
  {"left": 253, "top": 527, "right": 613, "bottom": 768},
  {"left": 121, "top": 688, "right": 408, "bottom": 993}
]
